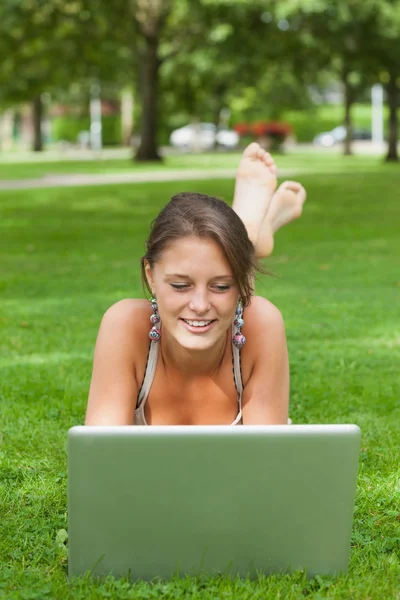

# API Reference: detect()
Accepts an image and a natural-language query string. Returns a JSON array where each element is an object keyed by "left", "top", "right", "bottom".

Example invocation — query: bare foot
[
  {"left": 232, "top": 142, "right": 278, "bottom": 246},
  {"left": 255, "top": 181, "right": 307, "bottom": 258}
]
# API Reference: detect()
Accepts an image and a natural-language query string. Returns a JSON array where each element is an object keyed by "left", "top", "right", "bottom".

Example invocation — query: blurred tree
[
  {"left": 108, "top": 0, "right": 311, "bottom": 161},
  {"left": 160, "top": 1, "right": 317, "bottom": 143},
  {"left": 3, "top": 0, "right": 398, "bottom": 162},
  {"left": 0, "top": 0, "right": 129, "bottom": 151},
  {"left": 280, "top": 0, "right": 400, "bottom": 160},
  {"left": 277, "top": 0, "right": 379, "bottom": 155},
  {"left": 369, "top": 2, "right": 400, "bottom": 161},
  {"left": 104, "top": 0, "right": 209, "bottom": 161}
]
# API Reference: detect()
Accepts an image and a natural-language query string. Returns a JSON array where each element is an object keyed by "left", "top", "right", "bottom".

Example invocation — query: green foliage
[
  {"left": 159, "top": 1, "right": 316, "bottom": 128},
  {"left": 0, "top": 154, "right": 400, "bottom": 596},
  {"left": 283, "top": 112, "right": 338, "bottom": 143},
  {"left": 51, "top": 116, "right": 90, "bottom": 144},
  {"left": 282, "top": 105, "right": 373, "bottom": 142},
  {"left": 101, "top": 116, "right": 123, "bottom": 147},
  {"left": 2, "top": 0, "right": 400, "bottom": 158},
  {"left": 51, "top": 115, "right": 122, "bottom": 146},
  {"left": 0, "top": 0, "right": 131, "bottom": 105}
]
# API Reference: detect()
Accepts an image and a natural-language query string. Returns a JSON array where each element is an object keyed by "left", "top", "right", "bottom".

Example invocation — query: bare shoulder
[
  {"left": 240, "top": 296, "right": 289, "bottom": 424},
  {"left": 239, "top": 295, "right": 286, "bottom": 385},
  {"left": 244, "top": 295, "right": 285, "bottom": 335},
  {"left": 101, "top": 298, "right": 150, "bottom": 327},
  {"left": 97, "top": 298, "right": 151, "bottom": 363},
  {"left": 85, "top": 298, "right": 152, "bottom": 425}
]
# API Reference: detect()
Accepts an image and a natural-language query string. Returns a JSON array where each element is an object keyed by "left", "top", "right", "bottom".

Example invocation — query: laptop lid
[{"left": 68, "top": 425, "right": 360, "bottom": 580}]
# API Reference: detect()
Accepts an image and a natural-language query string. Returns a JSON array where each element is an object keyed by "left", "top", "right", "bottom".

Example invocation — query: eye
[
  {"left": 170, "top": 283, "right": 190, "bottom": 291},
  {"left": 213, "top": 284, "right": 231, "bottom": 292}
]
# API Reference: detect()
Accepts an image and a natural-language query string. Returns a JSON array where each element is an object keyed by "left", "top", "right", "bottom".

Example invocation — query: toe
[
  {"left": 281, "top": 181, "right": 302, "bottom": 193},
  {"left": 242, "top": 142, "right": 261, "bottom": 158},
  {"left": 256, "top": 147, "right": 266, "bottom": 160},
  {"left": 264, "top": 152, "right": 277, "bottom": 172},
  {"left": 288, "top": 182, "right": 306, "bottom": 204},
  {"left": 270, "top": 163, "right": 278, "bottom": 175},
  {"left": 298, "top": 185, "right": 307, "bottom": 204},
  {"left": 264, "top": 152, "right": 274, "bottom": 165}
]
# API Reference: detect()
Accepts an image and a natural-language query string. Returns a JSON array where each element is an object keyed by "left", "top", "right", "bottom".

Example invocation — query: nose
[{"left": 188, "top": 288, "right": 211, "bottom": 314}]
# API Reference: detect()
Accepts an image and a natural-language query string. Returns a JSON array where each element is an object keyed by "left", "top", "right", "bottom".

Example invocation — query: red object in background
[
  {"left": 252, "top": 121, "right": 292, "bottom": 137},
  {"left": 233, "top": 121, "right": 292, "bottom": 138},
  {"left": 232, "top": 123, "right": 252, "bottom": 136}
]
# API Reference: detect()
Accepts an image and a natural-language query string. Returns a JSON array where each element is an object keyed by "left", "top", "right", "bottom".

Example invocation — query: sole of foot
[
  {"left": 232, "top": 142, "right": 278, "bottom": 246},
  {"left": 255, "top": 181, "right": 307, "bottom": 258}
]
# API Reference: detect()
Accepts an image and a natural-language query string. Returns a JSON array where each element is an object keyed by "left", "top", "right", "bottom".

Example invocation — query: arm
[
  {"left": 241, "top": 298, "right": 289, "bottom": 425},
  {"left": 85, "top": 300, "right": 139, "bottom": 425}
]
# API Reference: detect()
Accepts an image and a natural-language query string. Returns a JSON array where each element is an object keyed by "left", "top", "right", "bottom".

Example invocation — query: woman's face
[{"left": 145, "top": 236, "right": 239, "bottom": 351}]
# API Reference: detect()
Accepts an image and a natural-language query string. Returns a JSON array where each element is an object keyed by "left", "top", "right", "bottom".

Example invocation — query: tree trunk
[
  {"left": 343, "top": 75, "right": 353, "bottom": 156},
  {"left": 135, "top": 37, "right": 162, "bottom": 162},
  {"left": 385, "top": 72, "right": 398, "bottom": 162},
  {"left": 32, "top": 96, "right": 43, "bottom": 152}
]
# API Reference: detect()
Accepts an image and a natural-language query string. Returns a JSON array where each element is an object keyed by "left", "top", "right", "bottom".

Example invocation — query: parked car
[
  {"left": 169, "top": 123, "right": 239, "bottom": 151},
  {"left": 313, "top": 126, "right": 372, "bottom": 147}
]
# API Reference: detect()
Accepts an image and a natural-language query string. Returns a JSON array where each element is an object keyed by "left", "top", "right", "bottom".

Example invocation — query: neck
[{"left": 160, "top": 330, "right": 228, "bottom": 377}]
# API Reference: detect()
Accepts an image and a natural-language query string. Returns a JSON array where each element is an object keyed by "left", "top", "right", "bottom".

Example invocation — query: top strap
[
  {"left": 231, "top": 323, "right": 244, "bottom": 397},
  {"left": 231, "top": 324, "right": 243, "bottom": 425},
  {"left": 136, "top": 339, "right": 159, "bottom": 407}
]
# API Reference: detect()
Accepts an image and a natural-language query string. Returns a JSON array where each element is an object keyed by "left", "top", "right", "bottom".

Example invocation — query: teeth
[{"left": 184, "top": 319, "right": 212, "bottom": 327}]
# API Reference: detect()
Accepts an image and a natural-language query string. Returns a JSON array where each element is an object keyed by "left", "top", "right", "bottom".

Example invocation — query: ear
[{"left": 144, "top": 261, "right": 154, "bottom": 295}]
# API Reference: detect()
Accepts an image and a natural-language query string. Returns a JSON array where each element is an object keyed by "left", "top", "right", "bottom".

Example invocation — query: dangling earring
[
  {"left": 149, "top": 295, "right": 161, "bottom": 341},
  {"left": 233, "top": 300, "right": 246, "bottom": 349}
]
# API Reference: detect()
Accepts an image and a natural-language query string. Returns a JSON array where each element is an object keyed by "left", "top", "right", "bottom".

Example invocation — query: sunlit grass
[
  {"left": 0, "top": 166, "right": 399, "bottom": 598},
  {"left": 0, "top": 147, "right": 397, "bottom": 181}
]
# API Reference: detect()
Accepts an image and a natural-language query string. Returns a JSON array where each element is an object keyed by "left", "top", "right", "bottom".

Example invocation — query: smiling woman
[{"left": 85, "top": 143, "right": 306, "bottom": 426}]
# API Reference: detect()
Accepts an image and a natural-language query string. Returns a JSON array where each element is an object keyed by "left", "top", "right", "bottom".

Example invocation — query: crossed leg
[{"left": 232, "top": 143, "right": 307, "bottom": 258}]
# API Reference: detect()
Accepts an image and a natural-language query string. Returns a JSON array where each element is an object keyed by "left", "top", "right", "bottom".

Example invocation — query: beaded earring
[
  {"left": 149, "top": 295, "right": 161, "bottom": 341},
  {"left": 233, "top": 300, "right": 246, "bottom": 349}
]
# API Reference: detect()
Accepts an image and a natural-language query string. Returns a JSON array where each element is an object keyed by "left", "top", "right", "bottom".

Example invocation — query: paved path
[
  {"left": 0, "top": 167, "right": 300, "bottom": 191},
  {"left": 0, "top": 168, "right": 236, "bottom": 190}
]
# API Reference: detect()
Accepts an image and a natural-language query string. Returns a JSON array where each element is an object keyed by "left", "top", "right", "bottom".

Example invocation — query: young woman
[{"left": 85, "top": 143, "right": 306, "bottom": 426}]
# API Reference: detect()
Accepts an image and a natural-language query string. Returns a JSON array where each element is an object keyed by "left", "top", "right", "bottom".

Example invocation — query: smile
[{"left": 182, "top": 319, "right": 215, "bottom": 327}]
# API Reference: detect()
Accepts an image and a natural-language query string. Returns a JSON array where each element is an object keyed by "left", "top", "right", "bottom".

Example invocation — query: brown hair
[{"left": 141, "top": 192, "right": 266, "bottom": 306}]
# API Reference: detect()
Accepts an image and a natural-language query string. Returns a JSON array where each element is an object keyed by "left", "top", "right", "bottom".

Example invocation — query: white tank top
[{"left": 134, "top": 324, "right": 243, "bottom": 426}]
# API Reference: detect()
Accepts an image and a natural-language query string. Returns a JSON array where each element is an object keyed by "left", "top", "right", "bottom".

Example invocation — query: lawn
[
  {"left": 0, "top": 147, "right": 396, "bottom": 181},
  {"left": 0, "top": 161, "right": 399, "bottom": 598}
]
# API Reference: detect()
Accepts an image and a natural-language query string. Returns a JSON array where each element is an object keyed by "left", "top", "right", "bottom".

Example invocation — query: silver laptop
[{"left": 68, "top": 425, "right": 360, "bottom": 580}]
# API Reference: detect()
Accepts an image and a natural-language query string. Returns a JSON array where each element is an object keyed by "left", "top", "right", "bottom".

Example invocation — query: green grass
[
  {"left": 1, "top": 160, "right": 400, "bottom": 598},
  {"left": 0, "top": 147, "right": 395, "bottom": 181}
]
